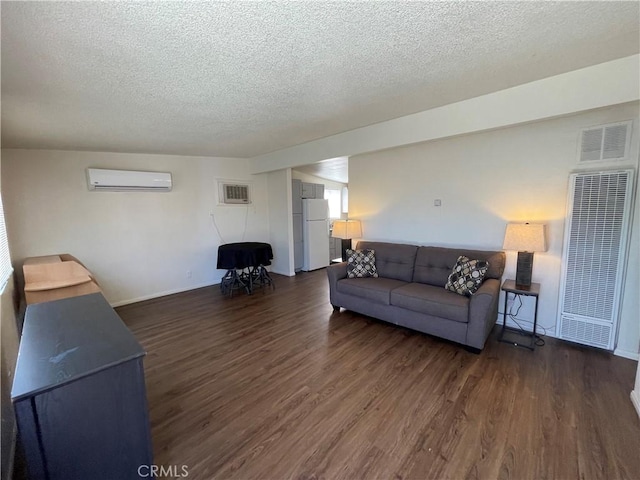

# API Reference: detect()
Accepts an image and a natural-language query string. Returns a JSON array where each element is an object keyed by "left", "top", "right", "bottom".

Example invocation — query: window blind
[{"left": 0, "top": 195, "right": 13, "bottom": 292}]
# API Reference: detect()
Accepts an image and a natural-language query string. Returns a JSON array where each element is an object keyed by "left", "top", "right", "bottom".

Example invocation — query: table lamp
[
  {"left": 502, "top": 223, "right": 546, "bottom": 290},
  {"left": 331, "top": 219, "right": 362, "bottom": 261}
]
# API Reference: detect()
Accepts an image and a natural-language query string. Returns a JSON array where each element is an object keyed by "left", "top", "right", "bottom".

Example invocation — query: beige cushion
[
  {"left": 22, "top": 255, "right": 62, "bottom": 266},
  {"left": 24, "top": 261, "right": 93, "bottom": 291}
]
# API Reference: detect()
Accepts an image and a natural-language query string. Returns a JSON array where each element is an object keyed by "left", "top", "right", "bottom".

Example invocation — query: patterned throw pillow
[
  {"left": 346, "top": 249, "right": 379, "bottom": 278},
  {"left": 444, "top": 256, "right": 489, "bottom": 296}
]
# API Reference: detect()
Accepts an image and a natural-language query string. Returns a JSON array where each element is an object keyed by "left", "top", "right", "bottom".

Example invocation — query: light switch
[{"left": 434, "top": 199, "right": 442, "bottom": 207}]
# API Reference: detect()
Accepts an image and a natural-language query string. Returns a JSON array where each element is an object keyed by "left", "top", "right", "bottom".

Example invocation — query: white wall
[
  {"left": 266, "top": 169, "right": 294, "bottom": 276},
  {"left": 633, "top": 361, "right": 640, "bottom": 419},
  {"left": 349, "top": 102, "right": 640, "bottom": 357},
  {"left": 1, "top": 150, "right": 270, "bottom": 305},
  {"left": 631, "top": 182, "right": 640, "bottom": 416},
  {"left": 620, "top": 183, "right": 640, "bottom": 358}
]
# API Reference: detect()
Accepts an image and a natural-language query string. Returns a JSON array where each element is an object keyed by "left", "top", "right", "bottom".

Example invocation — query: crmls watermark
[{"left": 138, "top": 464, "right": 189, "bottom": 478}]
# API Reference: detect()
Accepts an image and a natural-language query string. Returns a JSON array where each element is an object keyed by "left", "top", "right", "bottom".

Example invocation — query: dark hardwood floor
[{"left": 116, "top": 270, "right": 640, "bottom": 480}]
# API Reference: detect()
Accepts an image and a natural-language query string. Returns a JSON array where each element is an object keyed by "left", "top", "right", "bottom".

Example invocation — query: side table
[{"left": 498, "top": 279, "right": 540, "bottom": 350}]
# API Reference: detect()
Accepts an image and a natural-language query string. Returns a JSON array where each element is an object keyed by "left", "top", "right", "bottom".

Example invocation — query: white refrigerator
[{"left": 302, "top": 199, "right": 330, "bottom": 271}]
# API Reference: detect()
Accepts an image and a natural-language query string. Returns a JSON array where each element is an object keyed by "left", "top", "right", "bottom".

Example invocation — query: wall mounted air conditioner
[
  {"left": 87, "top": 168, "right": 172, "bottom": 192},
  {"left": 217, "top": 179, "right": 251, "bottom": 205}
]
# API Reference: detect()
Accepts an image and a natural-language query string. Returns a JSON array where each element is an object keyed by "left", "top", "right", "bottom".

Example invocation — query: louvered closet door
[{"left": 558, "top": 170, "right": 634, "bottom": 350}]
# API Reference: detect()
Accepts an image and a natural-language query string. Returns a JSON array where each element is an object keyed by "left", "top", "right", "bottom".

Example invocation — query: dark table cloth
[{"left": 217, "top": 242, "right": 273, "bottom": 270}]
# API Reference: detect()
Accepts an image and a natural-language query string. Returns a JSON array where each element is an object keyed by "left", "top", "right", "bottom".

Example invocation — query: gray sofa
[{"left": 326, "top": 241, "right": 506, "bottom": 351}]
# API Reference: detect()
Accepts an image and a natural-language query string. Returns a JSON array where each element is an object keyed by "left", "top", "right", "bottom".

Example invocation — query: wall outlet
[{"left": 186, "top": 270, "right": 192, "bottom": 279}]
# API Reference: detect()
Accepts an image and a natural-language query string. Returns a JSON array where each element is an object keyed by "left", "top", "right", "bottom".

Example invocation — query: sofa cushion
[
  {"left": 346, "top": 249, "right": 379, "bottom": 278},
  {"left": 413, "top": 247, "right": 505, "bottom": 286},
  {"left": 356, "top": 241, "right": 418, "bottom": 282},
  {"left": 337, "top": 277, "right": 408, "bottom": 305},
  {"left": 390, "top": 283, "right": 469, "bottom": 323},
  {"left": 444, "top": 256, "right": 489, "bottom": 296}
]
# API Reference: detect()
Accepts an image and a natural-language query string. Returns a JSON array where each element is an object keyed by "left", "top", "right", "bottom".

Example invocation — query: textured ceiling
[
  {"left": 2, "top": 1, "right": 639, "bottom": 159},
  {"left": 295, "top": 157, "right": 349, "bottom": 184}
]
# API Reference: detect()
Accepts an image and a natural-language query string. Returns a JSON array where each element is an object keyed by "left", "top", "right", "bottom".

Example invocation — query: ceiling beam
[{"left": 249, "top": 55, "right": 639, "bottom": 174}]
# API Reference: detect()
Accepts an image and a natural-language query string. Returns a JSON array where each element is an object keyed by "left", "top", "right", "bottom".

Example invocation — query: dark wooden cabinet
[{"left": 11, "top": 293, "right": 153, "bottom": 480}]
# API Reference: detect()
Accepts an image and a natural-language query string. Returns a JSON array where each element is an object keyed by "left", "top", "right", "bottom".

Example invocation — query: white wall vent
[
  {"left": 578, "top": 120, "right": 632, "bottom": 163},
  {"left": 87, "top": 168, "right": 172, "bottom": 191},
  {"left": 557, "top": 169, "right": 634, "bottom": 350},
  {"left": 559, "top": 315, "right": 613, "bottom": 349},
  {"left": 217, "top": 180, "right": 251, "bottom": 205}
]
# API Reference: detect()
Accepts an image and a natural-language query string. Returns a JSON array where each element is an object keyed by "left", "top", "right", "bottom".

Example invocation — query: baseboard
[
  {"left": 632, "top": 390, "right": 640, "bottom": 420},
  {"left": 110, "top": 281, "right": 217, "bottom": 307},
  {"left": 614, "top": 348, "right": 640, "bottom": 361},
  {"left": 109, "top": 268, "right": 291, "bottom": 307},
  {"left": 270, "top": 268, "right": 295, "bottom": 277}
]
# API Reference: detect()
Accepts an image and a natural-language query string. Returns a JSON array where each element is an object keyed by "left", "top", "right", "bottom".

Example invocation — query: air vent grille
[
  {"left": 578, "top": 121, "right": 632, "bottom": 163},
  {"left": 560, "top": 315, "right": 612, "bottom": 349},
  {"left": 222, "top": 184, "right": 250, "bottom": 204},
  {"left": 557, "top": 169, "right": 633, "bottom": 351},
  {"left": 562, "top": 172, "right": 627, "bottom": 322}
]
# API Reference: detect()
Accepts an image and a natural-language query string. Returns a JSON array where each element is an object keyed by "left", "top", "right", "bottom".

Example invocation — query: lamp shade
[
  {"left": 503, "top": 223, "right": 547, "bottom": 252},
  {"left": 332, "top": 219, "right": 362, "bottom": 239}
]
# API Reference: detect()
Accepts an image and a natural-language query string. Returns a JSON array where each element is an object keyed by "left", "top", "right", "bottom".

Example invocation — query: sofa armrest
[
  {"left": 326, "top": 262, "right": 348, "bottom": 307},
  {"left": 466, "top": 278, "right": 500, "bottom": 349},
  {"left": 327, "top": 262, "right": 347, "bottom": 282}
]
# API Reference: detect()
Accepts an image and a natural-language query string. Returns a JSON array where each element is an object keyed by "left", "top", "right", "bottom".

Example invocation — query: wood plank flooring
[{"left": 116, "top": 270, "right": 640, "bottom": 480}]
